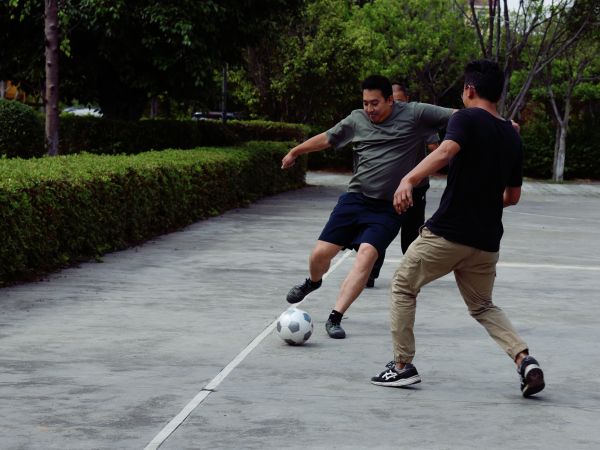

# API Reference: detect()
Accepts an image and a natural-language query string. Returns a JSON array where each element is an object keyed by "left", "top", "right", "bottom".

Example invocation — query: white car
[{"left": 63, "top": 106, "right": 103, "bottom": 117}]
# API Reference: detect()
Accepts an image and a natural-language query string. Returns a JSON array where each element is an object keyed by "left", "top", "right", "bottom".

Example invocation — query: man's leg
[
  {"left": 453, "top": 251, "right": 545, "bottom": 396},
  {"left": 400, "top": 186, "right": 427, "bottom": 254},
  {"left": 309, "top": 240, "right": 343, "bottom": 282},
  {"left": 366, "top": 249, "right": 385, "bottom": 288},
  {"left": 453, "top": 251, "right": 529, "bottom": 361},
  {"left": 390, "top": 229, "right": 470, "bottom": 365},
  {"left": 333, "top": 243, "right": 379, "bottom": 313},
  {"left": 326, "top": 243, "right": 379, "bottom": 338},
  {"left": 372, "top": 229, "right": 469, "bottom": 387},
  {"left": 287, "top": 240, "right": 342, "bottom": 304}
]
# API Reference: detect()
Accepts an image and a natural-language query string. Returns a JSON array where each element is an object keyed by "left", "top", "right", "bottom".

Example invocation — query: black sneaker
[
  {"left": 325, "top": 319, "right": 346, "bottom": 339},
  {"left": 286, "top": 278, "right": 322, "bottom": 304},
  {"left": 518, "top": 355, "right": 545, "bottom": 397},
  {"left": 366, "top": 276, "right": 375, "bottom": 288},
  {"left": 371, "top": 363, "right": 421, "bottom": 387}
]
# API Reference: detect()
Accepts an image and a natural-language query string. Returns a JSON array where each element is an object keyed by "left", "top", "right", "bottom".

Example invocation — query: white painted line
[
  {"left": 497, "top": 262, "right": 600, "bottom": 271},
  {"left": 144, "top": 249, "right": 353, "bottom": 450},
  {"left": 385, "top": 259, "right": 600, "bottom": 271}
]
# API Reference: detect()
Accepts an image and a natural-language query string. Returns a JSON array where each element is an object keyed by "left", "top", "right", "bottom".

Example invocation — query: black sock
[
  {"left": 328, "top": 309, "right": 343, "bottom": 325},
  {"left": 308, "top": 278, "right": 322, "bottom": 288}
]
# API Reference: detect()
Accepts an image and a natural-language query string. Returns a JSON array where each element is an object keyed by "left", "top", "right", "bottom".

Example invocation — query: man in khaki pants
[{"left": 370, "top": 60, "right": 545, "bottom": 397}]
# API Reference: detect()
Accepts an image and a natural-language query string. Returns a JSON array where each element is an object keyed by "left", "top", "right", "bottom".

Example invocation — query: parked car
[{"left": 63, "top": 106, "right": 103, "bottom": 117}]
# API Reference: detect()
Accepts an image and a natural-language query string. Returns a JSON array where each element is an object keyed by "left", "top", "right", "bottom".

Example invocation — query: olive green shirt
[{"left": 326, "top": 102, "right": 453, "bottom": 201}]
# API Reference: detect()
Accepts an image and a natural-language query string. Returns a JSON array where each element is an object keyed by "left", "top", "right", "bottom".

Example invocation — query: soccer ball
[{"left": 276, "top": 308, "right": 314, "bottom": 345}]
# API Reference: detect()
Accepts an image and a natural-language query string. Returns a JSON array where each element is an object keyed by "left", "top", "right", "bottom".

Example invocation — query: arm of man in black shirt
[{"left": 393, "top": 139, "right": 461, "bottom": 214}]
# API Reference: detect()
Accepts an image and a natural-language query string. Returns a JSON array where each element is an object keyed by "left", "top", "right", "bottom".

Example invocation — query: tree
[
  {"left": 3, "top": 0, "right": 304, "bottom": 120},
  {"left": 44, "top": 0, "right": 59, "bottom": 155},
  {"left": 231, "top": 0, "right": 365, "bottom": 125},
  {"left": 454, "top": 0, "right": 597, "bottom": 119},
  {"left": 543, "top": 29, "right": 599, "bottom": 181},
  {"left": 349, "top": 0, "right": 478, "bottom": 105},
  {"left": 58, "top": 0, "right": 304, "bottom": 119}
]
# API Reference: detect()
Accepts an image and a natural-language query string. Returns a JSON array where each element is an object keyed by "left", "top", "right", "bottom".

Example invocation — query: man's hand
[
  {"left": 393, "top": 178, "right": 414, "bottom": 214},
  {"left": 281, "top": 151, "right": 297, "bottom": 169}
]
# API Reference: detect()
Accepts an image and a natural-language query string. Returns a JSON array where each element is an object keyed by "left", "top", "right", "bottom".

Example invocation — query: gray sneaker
[{"left": 325, "top": 319, "right": 346, "bottom": 339}]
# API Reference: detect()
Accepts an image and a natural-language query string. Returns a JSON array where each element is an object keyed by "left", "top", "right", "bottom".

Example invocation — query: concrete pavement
[{"left": 1, "top": 172, "right": 599, "bottom": 449}]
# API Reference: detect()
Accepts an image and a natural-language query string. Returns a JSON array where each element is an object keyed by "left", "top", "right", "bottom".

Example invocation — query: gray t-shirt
[{"left": 326, "top": 102, "right": 453, "bottom": 201}]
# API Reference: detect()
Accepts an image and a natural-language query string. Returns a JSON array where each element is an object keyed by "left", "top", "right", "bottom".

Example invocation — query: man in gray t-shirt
[{"left": 281, "top": 75, "right": 454, "bottom": 339}]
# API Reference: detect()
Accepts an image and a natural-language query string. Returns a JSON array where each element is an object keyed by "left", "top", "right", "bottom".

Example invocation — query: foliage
[
  {"left": 58, "top": 117, "right": 240, "bottom": 155},
  {"left": 0, "top": 99, "right": 45, "bottom": 158},
  {"left": 3, "top": 0, "right": 304, "bottom": 119},
  {"left": 519, "top": 101, "right": 600, "bottom": 180},
  {"left": 349, "top": 0, "right": 478, "bottom": 106},
  {"left": 230, "top": 0, "right": 364, "bottom": 126},
  {"left": 456, "top": 0, "right": 598, "bottom": 118},
  {"left": 0, "top": 141, "right": 306, "bottom": 285},
  {"left": 233, "top": 0, "right": 477, "bottom": 125},
  {"left": 226, "top": 120, "right": 310, "bottom": 143}
]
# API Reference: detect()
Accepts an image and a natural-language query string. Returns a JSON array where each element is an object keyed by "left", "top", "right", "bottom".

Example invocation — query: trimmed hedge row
[
  {"left": 0, "top": 141, "right": 305, "bottom": 285},
  {"left": 59, "top": 117, "right": 240, "bottom": 155},
  {"left": 58, "top": 117, "right": 311, "bottom": 156},
  {"left": 0, "top": 100, "right": 310, "bottom": 158}
]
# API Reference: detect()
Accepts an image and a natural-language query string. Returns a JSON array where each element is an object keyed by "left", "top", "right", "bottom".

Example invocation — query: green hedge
[
  {"left": 58, "top": 117, "right": 241, "bottom": 155},
  {"left": 0, "top": 141, "right": 305, "bottom": 285},
  {"left": 57, "top": 117, "right": 309, "bottom": 156},
  {"left": 0, "top": 99, "right": 44, "bottom": 158},
  {"left": 226, "top": 119, "right": 310, "bottom": 143},
  {"left": 0, "top": 113, "right": 310, "bottom": 158}
]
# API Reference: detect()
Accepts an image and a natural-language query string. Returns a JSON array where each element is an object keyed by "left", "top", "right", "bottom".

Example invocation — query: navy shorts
[{"left": 318, "top": 192, "right": 404, "bottom": 256}]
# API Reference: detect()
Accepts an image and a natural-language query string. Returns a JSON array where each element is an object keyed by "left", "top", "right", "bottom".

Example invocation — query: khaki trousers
[{"left": 390, "top": 227, "right": 528, "bottom": 363}]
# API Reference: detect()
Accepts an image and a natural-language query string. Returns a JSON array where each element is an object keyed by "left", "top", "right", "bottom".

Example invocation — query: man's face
[
  {"left": 363, "top": 89, "right": 394, "bottom": 123},
  {"left": 392, "top": 86, "right": 409, "bottom": 102}
]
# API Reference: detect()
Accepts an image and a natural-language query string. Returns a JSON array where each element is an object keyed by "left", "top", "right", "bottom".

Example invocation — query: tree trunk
[
  {"left": 553, "top": 125, "right": 567, "bottom": 182},
  {"left": 45, "top": 0, "right": 60, "bottom": 156}
]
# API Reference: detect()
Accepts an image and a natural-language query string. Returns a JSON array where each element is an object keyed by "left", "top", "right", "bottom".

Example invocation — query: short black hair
[
  {"left": 362, "top": 75, "right": 393, "bottom": 99},
  {"left": 464, "top": 59, "right": 504, "bottom": 102},
  {"left": 391, "top": 80, "right": 409, "bottom": 95}
]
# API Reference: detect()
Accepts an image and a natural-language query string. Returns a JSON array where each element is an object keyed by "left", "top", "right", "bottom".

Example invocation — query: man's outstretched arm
[
  {"left": 393, "top": 139, "right": 461, "bottom": 214},
  {"left": 281, "top": 132, "right": 331, "bottom": 169}
]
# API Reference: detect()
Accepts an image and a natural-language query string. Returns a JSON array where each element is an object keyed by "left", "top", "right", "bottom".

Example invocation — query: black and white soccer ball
[{"left": 276, "top": 308, "right": 313, "bottom": 345}]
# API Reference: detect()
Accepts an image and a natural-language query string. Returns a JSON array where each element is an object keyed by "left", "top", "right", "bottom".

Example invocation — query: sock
[
  {"left": 308, "top": 278, "right": 322, "bottom": 288},
  {"left": 328, "top": 309, "right": 343, "bottom": 325}
]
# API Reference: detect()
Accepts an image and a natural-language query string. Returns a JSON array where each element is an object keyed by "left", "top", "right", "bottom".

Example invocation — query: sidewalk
[{"left": 1, "top": 172, "right": 599, "bottom": 449}]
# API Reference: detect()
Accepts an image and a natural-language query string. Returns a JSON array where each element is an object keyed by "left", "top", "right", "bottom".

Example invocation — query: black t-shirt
[{"left": 425, "top": 108, "right": 523, "bottom": 252}]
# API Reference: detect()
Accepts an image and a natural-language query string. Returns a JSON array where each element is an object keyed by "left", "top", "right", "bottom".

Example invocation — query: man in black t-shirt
[{"left": 370, "top": 60, "right": 545, "bottom": 398}]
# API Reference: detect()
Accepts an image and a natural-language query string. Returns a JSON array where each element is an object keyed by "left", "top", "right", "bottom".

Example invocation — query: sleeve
[
  {"left": 442, "top": 109, "right": 471, "bottom": 149},
  {"left": 325, "top": 113, "right": 356, "bottom": 149},
  {"left": 507, "top": 139, "right": 524, "bottom": 187},
  {"left": 413, "top": 103, "right": 454, "bottom": 130}
]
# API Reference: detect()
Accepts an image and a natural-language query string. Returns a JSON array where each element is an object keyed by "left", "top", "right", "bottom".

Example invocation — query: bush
[
  {"left": 520, "top": 105, "right": 555, "bottom": 179},
  {"left": 59, "top": 116, "right": 240, "bottom": 155},
  {"left": 0, "top": 141, "right": 306, "bottom": 285},
  {"left": 57, "top": 117, "right": 311, "bottom": 156},
  {"left": 0, "top": 99, "right": 45, "bottom": 158},
  {"left": 227, "top": 119, "right": 310, "bottom": 142}
]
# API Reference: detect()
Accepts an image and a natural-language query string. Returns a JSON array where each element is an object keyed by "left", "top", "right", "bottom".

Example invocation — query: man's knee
[
  {"left": 391, "top": 265, "right": 418, "bottom": 301},
  {"left": 311, "top": 241, "right": 340, "bottom": 263},
  {"left": 356, "top": 243, "right": 379, "bottom": 267}
]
